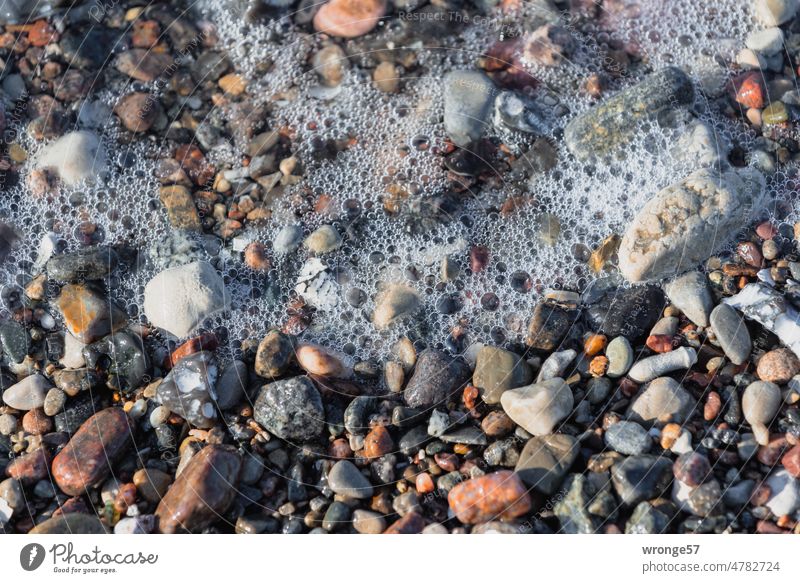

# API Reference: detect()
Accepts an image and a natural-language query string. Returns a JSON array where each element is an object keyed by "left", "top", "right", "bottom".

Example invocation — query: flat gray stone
[{"left": 327, "top": 460, "right": 373, "bottom": 499}]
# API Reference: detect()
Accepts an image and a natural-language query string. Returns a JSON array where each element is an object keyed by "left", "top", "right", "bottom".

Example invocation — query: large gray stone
[
  {"left": 254, "top": 376, "right": 325, "bottom": 442},
  {"left": 403, "top": 349, "right": 470, "bottom": 408},
  {"left": 515, "top": 434, "right": 578, "bottom": 494},
  {"left": 564, "top": 67, "right": 694, "bottom": 160}
]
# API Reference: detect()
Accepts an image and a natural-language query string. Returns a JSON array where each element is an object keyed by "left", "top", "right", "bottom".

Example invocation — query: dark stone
[
  {"left": 403, "top": 349, "right": 470, "bottom": 408},
  {"left": 625, "top": 501, "right": 671, "bottom": 534},
  {"left": 83, "top": 332, "right": 150, "bottom": 393},
  {"left": 527, "top": 300, "right": 580, "bottom": 351},
  {"left": 0, "top": 320, "right": 28, "bottom": 363},
  {"left": 343, "top": 395, "right": 378, "bottom": 435},
  {"left": 46, "top": 246, "right": 118, "bottom": 282},
  {"left": 611, "top": 455, "right": 673, "bottom": 506},
  {"left": 585, "top": 284, "right": 666, "bottom": 341},
  {"left": 398, "top": 425, "right": 432, "bottom": 456},
  {"left": 54, "top": 392, "right": 102, "bottom": 434},
  {"left": 554, "top": 474, "right": 603, "bottom": 534}
]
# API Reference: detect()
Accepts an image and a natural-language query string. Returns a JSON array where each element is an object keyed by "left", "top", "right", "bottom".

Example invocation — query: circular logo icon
[{"left": 19, "top": 543, "right": 45, "bottom": 571}]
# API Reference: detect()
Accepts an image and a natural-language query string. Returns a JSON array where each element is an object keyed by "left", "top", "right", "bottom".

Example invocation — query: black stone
[{"left": 585, "top": 284, "right": 666, "bottom": 341}]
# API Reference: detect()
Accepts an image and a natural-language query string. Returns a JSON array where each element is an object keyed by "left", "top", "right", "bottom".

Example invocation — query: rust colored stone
[
  {"left": 171, "top": 332, "right": 218, "bottom": 366},
  {"left": 782, "top": 444, "right": 800, "bottom": 478},
  {"left": 703, "top": 391, "right": 722, "bottom": 421},
  {"left": 6, "top": 448, "right": 51, "bottom": 486},
  {"left": 447, "top": 470, "right": 532, "bottom": 524},
  {"left": 156, "top": 445, "right": 241, "bottom": 533},
  {"left": 363, "top": 425, "right": 394, "bottom": 458},
  {"left": 52, "top": 408, "right": 133, "bottom": 496}
]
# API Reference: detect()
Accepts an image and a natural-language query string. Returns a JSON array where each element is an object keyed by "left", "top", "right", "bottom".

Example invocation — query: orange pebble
[
  {"left": 415, "top": 473, "right": 435, "bottom": 494},
  {"left": 584, "top": 333, "right": 607, "bottom": 356}
]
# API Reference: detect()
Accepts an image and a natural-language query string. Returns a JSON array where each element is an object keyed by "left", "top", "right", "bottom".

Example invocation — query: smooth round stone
[
  {"left": 757, "top": 348, "right": 800, "bottom": 384},
  {"left": 709, "top": 304, "right": 751, "bottom": 365},
  {"left": 373, "top": 284, "right": 421, "bottom": 329},
  {"left": 43, "top": 388, "right": 66, "bottom": 416},
  {"left": 303, "top": 225, "right": 342, "bottom": 254},
  {"left": 754, "top": 0, "right": 799, "bottom": 26},
  {"left": 473, "top": 346, "right": 533, "bottom": 404},
  {"left": 322, "top": 500, "right": 351, "bottom": 532},
  {"left": 605, "top": 336, "right": 634, "bottom": 378},
  {"left": 144, "top": 261, "right": 229, "bottom": 338},
  {"left": 605, "top": 421, "right": 651, "bottom": 455},
  {"left": 586, "top": 376, "right": 612, "bottom": 404},
  {"left": 327, "top": 460, "right": 374, "bottom": 499},
  {"left": 352, "top": 509, "right": 386, "bottom": 534},
  {"left": 627, "top": 376, "right": 696, "bottom": 426},
  {"left": 312, "top": 0, "right": 386, "bottom": 38},
  {"left": 2, "top": 374, "right": 51, "bottom": 410}
]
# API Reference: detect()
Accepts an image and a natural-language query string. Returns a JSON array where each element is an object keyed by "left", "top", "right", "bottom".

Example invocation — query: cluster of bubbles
[{"left": 2, "top": 0, "right": 796, "bottom": 364}]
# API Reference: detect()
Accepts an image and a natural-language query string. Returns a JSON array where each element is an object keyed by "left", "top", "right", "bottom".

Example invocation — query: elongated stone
[
  {"left": 564, "top": 67, "right": 694, "bottom": 160},
  {"left": 619, "top": 167, "right": 766, "bottom": 282},
  {"left": 628, "top": 346, "right": 697, "bottom": 383},
  {"left": 709, "top": 304, "right": 751, "bottom": 365},
  {"left": 52, "top": 408, "right": 133, "bottom": 496}
]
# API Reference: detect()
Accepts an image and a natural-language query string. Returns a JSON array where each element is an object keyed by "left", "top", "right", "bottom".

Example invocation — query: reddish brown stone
[
  {"left": 114, "top": 92, "right": 158, "bottom": 133},
  {"left": 447, "top": 470, "right": 532, "bottom": 524},
  {"left": 703, "top": 391, "right": 722, "bottom": 421},
  {"left": 132, "top": 20, "right": 160, "bottom": 48},
  {"left": 175, "top": 144, "right": 215, "bottom": 186},
  {"left": 645, "top": 334, "right": 673, "bottom": 353},
  {"left": 416, "top": 473, "right": 435, "bottom": 494},
  {"left": 434, "top": 452, "right": 459, "bottom": 472},
  {"left": 363, "top": 425, "right": 394, "bottom": 458},
  {"left": 757, "top": 435, "right": 788, "bottom": 466},
  {"left": 329, "top": 438, "right": 353, "bottom": 459},
  {"left": 756, "top": 520, "right": 788, "bottom": 534},
  {"left": 6, "top": 448, "right": 51, "bottom": 486},
  {"left": 156, "top": 445, "right": 241, "bottom": 533},
  {"left": 28, "top": 20, "right": 58, "bottom": 47},
  {"left": 170, "top": 332, "right": 218, "bottom": 366},
  {"left": 22, "top": 408, "right": 53, "bottom": 434},
  {"left": 55, "top": 283, "right": 127, "bottom": 343},
  {"left": 52, "top": 408, "right": 133, "bottom": 496},
  {"left": 383, "top": 511, "right": 425, "bottom": 534},
  {"left": 481, "top": 410, "right": 515, "bottom": 437},
  {"left": 52, "top": 496, "right": 90, "bottom": 517},
  {"left": 781, "top": 444, "right": 800, "bottom": 478}
]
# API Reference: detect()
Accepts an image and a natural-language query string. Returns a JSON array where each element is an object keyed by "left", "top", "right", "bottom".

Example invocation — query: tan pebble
[
  {"left": 219, "top": 73, "right": 246, "bottom": 96},
  {"left": 373, "top": 61, "right": 399, "bottom": 93}
]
